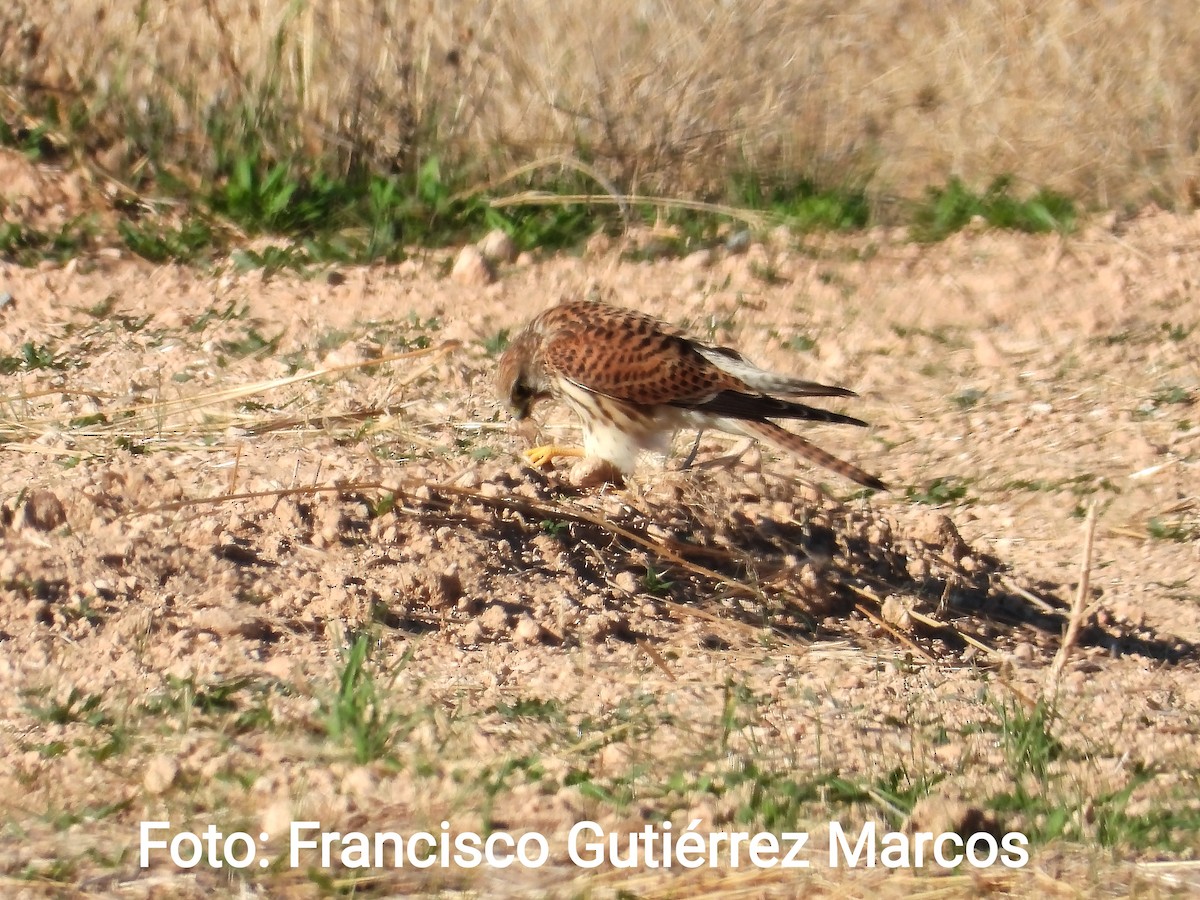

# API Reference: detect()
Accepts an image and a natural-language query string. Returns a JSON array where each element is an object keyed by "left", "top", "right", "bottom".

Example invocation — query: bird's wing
[
  {"left": 540, "top": 314, "right": 737, "bottom": 407},
  {"left": 538, "top": 302, "right": 857, "bottom": 417}
]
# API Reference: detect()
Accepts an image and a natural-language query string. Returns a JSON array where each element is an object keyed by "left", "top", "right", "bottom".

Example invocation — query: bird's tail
[{"left": 730, "top": 418, "right": 888, "bottom": 491}]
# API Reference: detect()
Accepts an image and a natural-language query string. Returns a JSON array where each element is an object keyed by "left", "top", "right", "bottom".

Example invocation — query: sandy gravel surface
[{"left": 1, "top": 150, "right": 1198, "bottom": 896}]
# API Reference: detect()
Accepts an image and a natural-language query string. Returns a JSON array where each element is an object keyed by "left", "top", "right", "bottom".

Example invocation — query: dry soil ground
[{"left": 1, "top": 150, "right": 1198, "bottom": 897}]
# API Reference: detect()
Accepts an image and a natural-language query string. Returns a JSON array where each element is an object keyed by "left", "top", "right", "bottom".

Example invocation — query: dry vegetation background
[{"left": 3, "top": 0, "right": 1200, "bottom": 205}]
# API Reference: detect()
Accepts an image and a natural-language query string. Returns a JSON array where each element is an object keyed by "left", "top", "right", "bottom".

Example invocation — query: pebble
[
  {"left": 143, "top": 755, "right": 179, "bottom": 795},
  {"left": 478, "top": 229, "right": 518, "bottom": 264},
  {"left": 514, "top": 614, "right": 542, "bottom": 645},
  {"left": 480, "top": 603, "right": 511, "bottom": 634},
  {"left": 450, "top": 245, "right": 496, "bottom": 285}
]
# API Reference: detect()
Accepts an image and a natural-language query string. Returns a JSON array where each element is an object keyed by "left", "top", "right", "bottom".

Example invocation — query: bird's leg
[
  {"left": 678, "top": 429, "right": 705, "bottom": 469},
  {"left": 523, "top": 445, "right": 586, "bottom": 468}
]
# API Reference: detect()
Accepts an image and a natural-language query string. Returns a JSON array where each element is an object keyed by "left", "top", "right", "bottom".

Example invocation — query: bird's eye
[{"left": 512, "top": 381, "right": 534, "bottom": 403}]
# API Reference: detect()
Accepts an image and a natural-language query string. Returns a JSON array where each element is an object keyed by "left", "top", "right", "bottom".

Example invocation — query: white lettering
[
  {"left": 934, "top": 831, "right": 963, "bottom": 868},
  {"left": 830, "top": 821, "right": 875, "bottom": 867},
  {"left": 140, "top": 821, "right": 170, "bottom": 867},
  {"left": 321, "top": 831, "right": 341, "bottom": 868},
  {"left": 454, "top": 831, "right": 482, "bottom": 867},
  {"left": 484, "top": 831, "right": 515, "bottom": 868},
  {"left": 674, "top": 820, "right": 707, "bottom": 868},
  {"left": 880, "top": 831, "right": 910, "bottom": 868},
  {"left": 224, "top": 832, "right": 256, "bottom": 869},
  {"left": 289, "top": 821, "right": 320, "bottom": 868},
  {"left": 374, "top": 832, "right": 402, "bottom": 866},
  {"left": 966, "top": 832, "right": 998, "bottom": 868},
  {"left": 568, "top": 821, "right": 604, "bottom": 869},
  {"left": 728, "top": 831, "right": 750, "bottom": 867},
  {"left": 341, "top": 832, "right": 371, "bottom": 868},
  {"left": 748, "top": 832, "right": 779, "bottom": 868},
  {"left": 780, "top": 832, "right": 811, "bottom": 868},
  {"left": 171, "top": 832, "right": 202, "bottom": 868},
  {"left": 406, "top": 832, "right": 435, "bottom": 868},
  {"left": 516, "top": 832, "right": 549, "bottom": 868},
  {"left": 1001, "top": 832, "right": 1029, "bottom": 868}
]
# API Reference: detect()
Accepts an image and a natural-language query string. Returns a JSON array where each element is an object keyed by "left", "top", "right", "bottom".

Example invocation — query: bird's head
[{"left": 496, "top": 332, "right": 548, "bottom": 420}]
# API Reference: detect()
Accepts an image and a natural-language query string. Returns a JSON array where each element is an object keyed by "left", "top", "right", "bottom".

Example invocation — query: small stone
[
  {"left": 260, "top": 799, "right": 293, "bottom": 839},
  {"left": 193, "top": 607, "right": 238, "bottom": 635},
  {"left": 477, "top": 229, "right": 517, "bottom": 264},
  {"left": 880, "top": 595, "right": 913, "bottom": 630},
  {"left": 317, "top": 506, "right": 344, "bottom": 546},
  {"left": 450, "top": 246, "right": 496, "bottom": 285},
  {"left": 479, "top": 603, "right": 510, "bottom": 634},
  {"left": 453, "top": 469, "right": 481, "bottom": 489},
  {"left": 322, "top": 340, "right": 379, "bottom": 368},
  {"left": 568, "top": 457, "right": 622, "bottom": 488},
  {"left": 906, "top": 557, "right": 931, "bottom": 580},
  {"left": 144, "top": 755, "right": 179, "bottom": 795},
  {"left": 583, "top": 609, "right": 628, "bottom": 642},
  {"left": 613, "top": 571, "right": 640, "bottom": 594},
  {"left": 913, "top": 512, "right": 971, "bottom": 561},
  {"left": 1011, "top": 642, "right": 1036, "bottom": 664},
  {"left": 597, "top": 742, "right": 631, "bottom": 773},
  {"left": 459, "top": 620, "right": 483, "bottom": 646},
  {"left": 513, "top": 614, "right": 542, "bottom": 645}
]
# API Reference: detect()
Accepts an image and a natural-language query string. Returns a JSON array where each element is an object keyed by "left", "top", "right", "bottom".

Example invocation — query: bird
[{"left": 496, "top": 298, "right": 887, "bottom": 490}]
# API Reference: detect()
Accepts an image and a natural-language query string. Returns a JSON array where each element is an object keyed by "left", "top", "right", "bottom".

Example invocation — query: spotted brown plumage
[{"left": 496, "top": 298, "right": 887, "bottom": 490}]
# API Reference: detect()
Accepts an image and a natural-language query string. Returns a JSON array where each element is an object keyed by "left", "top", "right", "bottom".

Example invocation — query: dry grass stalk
[
  {"left": 489, "top": 191, "right": 771, "bottom": 230},
  {"left": 851, "top": 601, "right": 935, "bottom": 664},
  {"left": 1047, "top": 501, "right": 1099, "bottom": 689},
  {"left": 0, "top": 341, "right": 460, "bottom": 447}
]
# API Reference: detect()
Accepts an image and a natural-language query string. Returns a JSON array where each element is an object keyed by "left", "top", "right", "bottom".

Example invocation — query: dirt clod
[{"left": 19, "top": 489, "right": 66, "bottom": 532}]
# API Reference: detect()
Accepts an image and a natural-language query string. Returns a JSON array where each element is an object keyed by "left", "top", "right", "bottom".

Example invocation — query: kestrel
[{"left": 496, "top": 299, "right": 886, "bottom": 490}]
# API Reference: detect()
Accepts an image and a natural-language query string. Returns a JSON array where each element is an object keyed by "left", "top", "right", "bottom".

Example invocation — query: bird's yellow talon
[{"left": 523, "top": 445, "right": 585, "bottom": 468}]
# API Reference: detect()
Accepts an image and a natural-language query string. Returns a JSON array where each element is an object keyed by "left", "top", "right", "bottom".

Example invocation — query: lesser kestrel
[{"left": 496, "top": 299, "right": 886, "bottom": 490}]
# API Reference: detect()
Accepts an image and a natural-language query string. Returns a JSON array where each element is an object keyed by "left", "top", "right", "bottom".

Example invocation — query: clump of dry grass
[{"left": 3, "top": 0, "right": 1200, "bottom": 207}]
